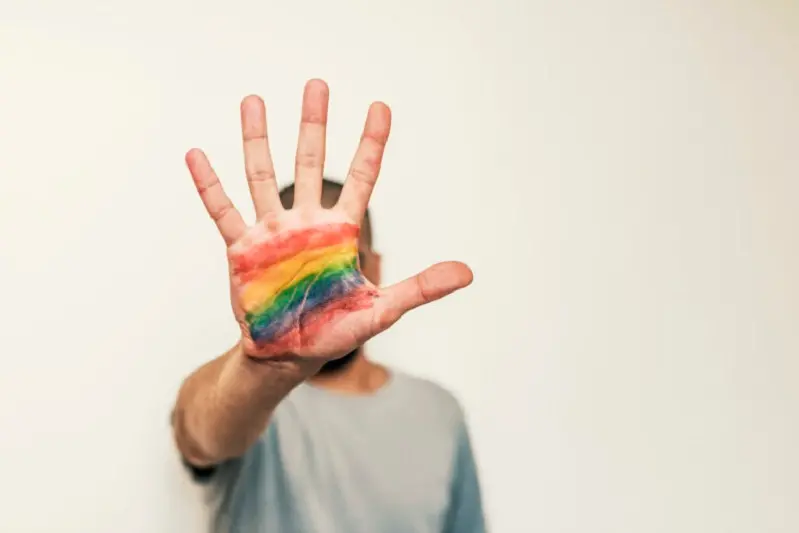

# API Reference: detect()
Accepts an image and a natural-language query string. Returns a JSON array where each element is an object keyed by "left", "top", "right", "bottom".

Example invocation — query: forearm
[{"left": 172, "top": 341, "right": 317, "bottom": 466}]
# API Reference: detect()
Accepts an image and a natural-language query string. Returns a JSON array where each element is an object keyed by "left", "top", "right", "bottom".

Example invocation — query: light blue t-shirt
[{"left": 193, "top": 370, "right": 486, "bottom": 533}]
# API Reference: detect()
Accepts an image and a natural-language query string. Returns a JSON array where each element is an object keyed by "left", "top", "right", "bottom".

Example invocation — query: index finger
[{"left": 337, "top": 102, "right": 391, "bottom": 223}]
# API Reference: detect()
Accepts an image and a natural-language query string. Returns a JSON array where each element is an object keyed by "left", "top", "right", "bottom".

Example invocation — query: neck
[{"left": 307, "top": 349, "right": 390, "bottom": 395}]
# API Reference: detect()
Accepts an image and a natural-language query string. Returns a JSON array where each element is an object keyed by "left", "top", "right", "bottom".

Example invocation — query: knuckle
[
  {"left": 416, "top": 273, "right": 434, "bottom": 304},
  {"left": 248, "top": 168, "right": 276, "bottom": 183},
  {"left": 210, "top": 201, "right": 234, "bottom": 222},
  {"left": 348, "top": 166, "right": 376, "bottom": 187},
  {"left": 296, "top": 150, "right": 323, "bottom": 169}
]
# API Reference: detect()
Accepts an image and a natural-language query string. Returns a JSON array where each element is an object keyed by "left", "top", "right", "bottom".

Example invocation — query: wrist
[{"left": 227, "top": 340, "right": 320, "bottom": 388}]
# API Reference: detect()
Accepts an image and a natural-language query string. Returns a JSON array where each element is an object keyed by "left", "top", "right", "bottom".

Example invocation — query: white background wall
[{"left": 1, "top": 1, "right": 797, "bottom": 532}]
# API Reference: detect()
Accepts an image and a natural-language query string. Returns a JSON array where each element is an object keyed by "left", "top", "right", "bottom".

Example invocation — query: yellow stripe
[{"left": 239, "top": 242, "right": 358, "bottom": 312}]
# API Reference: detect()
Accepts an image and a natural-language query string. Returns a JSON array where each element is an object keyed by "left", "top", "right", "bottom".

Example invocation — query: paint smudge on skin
[{"left": 231, "top": 222, "right": 376, "bottom": 349}]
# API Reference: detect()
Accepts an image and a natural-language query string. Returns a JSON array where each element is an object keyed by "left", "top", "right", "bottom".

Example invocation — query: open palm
[{"left": 185, "top": 79, "right": 472, "bottom": 361}]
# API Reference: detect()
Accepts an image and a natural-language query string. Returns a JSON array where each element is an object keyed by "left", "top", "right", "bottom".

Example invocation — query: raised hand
[{"left": 185, "top": 79, "right": 472, "bottom": 364}]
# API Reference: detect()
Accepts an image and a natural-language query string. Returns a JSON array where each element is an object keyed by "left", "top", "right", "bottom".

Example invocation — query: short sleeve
[{"left": 443, "top": 419, "right": 487, "bottom": 533}]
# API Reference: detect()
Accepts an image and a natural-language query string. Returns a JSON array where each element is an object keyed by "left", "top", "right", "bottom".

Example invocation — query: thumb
[{"left": 375, "top": 261, "right": 474, "bottom": 327}]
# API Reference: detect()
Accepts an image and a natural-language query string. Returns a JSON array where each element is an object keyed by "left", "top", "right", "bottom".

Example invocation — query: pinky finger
[{"left": 185, "top": 148, "right": 247, "bottom": 245}]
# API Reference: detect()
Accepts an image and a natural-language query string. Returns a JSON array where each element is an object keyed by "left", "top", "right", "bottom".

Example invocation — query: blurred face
[
  {"left": 357, "top": 238, "right": 380, "bottom": 286},
  {"left": 315, "top": 234, "right": 380, "bottom": 375}
]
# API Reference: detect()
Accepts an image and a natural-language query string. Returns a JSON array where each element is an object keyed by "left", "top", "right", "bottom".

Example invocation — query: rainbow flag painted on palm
[{"left": 230, "top": 223, "right": 376, "bottom": 349}]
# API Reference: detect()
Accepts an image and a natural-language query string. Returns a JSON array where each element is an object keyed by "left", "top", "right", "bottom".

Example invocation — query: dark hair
[{"left": 278, "top": 178, "right": 373, "bottom": 247}]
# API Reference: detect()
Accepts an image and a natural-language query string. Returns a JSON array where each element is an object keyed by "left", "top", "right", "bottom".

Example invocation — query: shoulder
[{"left": 391, "top": 370, "right": 467, "bottom": 430}]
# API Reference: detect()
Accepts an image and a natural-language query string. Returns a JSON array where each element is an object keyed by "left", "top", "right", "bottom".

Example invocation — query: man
[{"left": 171, "top": 78, "right": 486, "bottom": 532}]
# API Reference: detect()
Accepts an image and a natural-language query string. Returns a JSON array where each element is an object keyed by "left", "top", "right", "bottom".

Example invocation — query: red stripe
[{"left": 230, "top": 223, "right": 360, "bottom": 278}]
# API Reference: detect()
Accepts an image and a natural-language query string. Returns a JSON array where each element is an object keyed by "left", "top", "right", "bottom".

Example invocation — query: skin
[{"left": 172, "top": 79, "right": 473, "bottom": 467}]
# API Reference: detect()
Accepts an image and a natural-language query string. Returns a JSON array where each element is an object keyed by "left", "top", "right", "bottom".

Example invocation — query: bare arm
[{"left": 172, "top": 342, "right": 319, "bottom": 466}]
